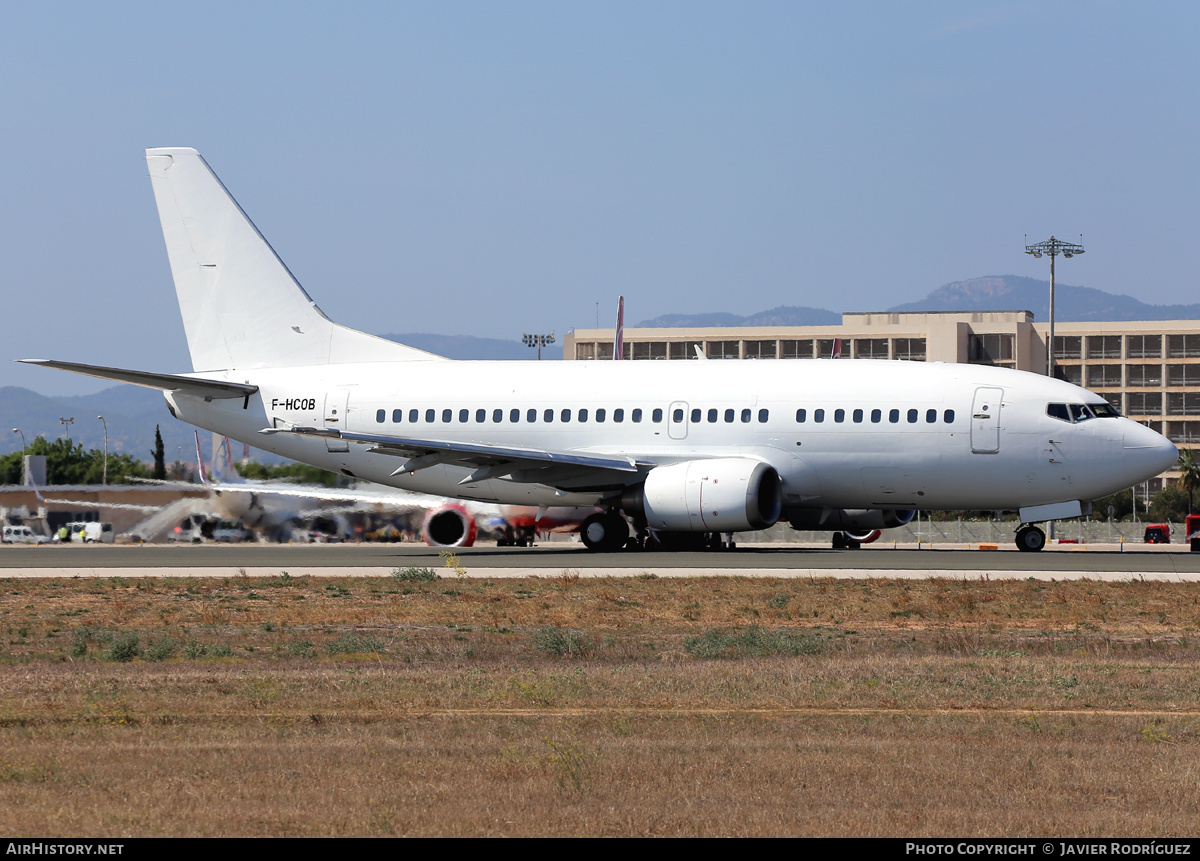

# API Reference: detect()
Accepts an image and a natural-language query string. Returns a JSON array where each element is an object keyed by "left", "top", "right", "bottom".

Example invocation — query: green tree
[
  {"left": 0, "top": 437, "right": 149, "bottom": 486},
  {"left": 1149, "top": 483, "right": 1190, "bottom": 524},
  {"left": 1177, "top": 449, "right": 1200, "bottom": 515},
  {"left": 152, "top": 425, "right": 166, "bottom": 481},
  {"left": 1091, "top": 490, "right": 1136, "bottom": 522}
]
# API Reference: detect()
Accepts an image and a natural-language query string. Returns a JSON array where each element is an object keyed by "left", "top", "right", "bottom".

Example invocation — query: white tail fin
[{"left": 145, "top": 147, "right": 441, "bottom": 372}]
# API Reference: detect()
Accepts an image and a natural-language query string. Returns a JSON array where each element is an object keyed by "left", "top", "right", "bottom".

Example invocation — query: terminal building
[{"left": 564, "top": 310, "right": 1200, "bottom": 494}]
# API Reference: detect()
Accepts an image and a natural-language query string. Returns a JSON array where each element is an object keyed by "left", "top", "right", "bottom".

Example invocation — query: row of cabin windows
[
  {"left": 795, "top": 408, "right": 955, "bottom": 425},
  {"left": 373, "top": 407, "right": 772, "bottom": 425},
  {"left": 372, "top": 406, "right": 962, "bottom": 426}
]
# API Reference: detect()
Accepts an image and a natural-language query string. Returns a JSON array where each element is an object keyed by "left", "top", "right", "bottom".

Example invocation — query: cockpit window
[
  {"left": 1047, "top": 403, "right": 1071, "bottom": 422},
  {"left": 1049, "top": 402, "right": 1119, "bottom": 423}
]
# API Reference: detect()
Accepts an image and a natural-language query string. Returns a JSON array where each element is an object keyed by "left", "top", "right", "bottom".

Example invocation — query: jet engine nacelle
[
  {"left": 786, "top": 508, "right": 916, "bottom": 534},
  {"left": 624, "top": 458, "right": 783, "bottom": 533},
  {"left": 422, "top": 504, "right": 478, "bottom": 547}
]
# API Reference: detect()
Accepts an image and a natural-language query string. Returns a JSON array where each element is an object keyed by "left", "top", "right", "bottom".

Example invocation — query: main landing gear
[
  {"left": 1015, "top": 524, "right": 1046, "bottom": 553},
  {"left": 579, "top": 511, "right": 630, "bottom": 552}
]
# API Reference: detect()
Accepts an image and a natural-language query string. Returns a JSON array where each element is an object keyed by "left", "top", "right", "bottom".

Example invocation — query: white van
[
  {"left": 67, "top": 522, "right": 114, "bottom": 544},
  {"left": 2, "top": 525, "right": 49, "bottom": 545}
]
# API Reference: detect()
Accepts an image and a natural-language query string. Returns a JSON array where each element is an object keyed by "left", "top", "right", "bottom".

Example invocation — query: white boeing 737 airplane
[{"left": 19, "top": 148, "right": 1179, "bottom": 552}]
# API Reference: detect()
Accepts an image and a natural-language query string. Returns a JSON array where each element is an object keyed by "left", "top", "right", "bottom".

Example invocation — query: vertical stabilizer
[{"left": 145, "top": 147, "right": 440, "bottom": 372}]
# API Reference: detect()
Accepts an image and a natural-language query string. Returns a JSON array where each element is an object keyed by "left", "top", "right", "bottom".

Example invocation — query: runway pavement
[{"left": 2, "top": 541, "right": 1200, "bottom": 580}]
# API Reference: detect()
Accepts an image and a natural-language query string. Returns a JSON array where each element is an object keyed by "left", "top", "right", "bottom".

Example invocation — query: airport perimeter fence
[{"left": 764, "top": 519, "right": 1189, "bottom": 546}]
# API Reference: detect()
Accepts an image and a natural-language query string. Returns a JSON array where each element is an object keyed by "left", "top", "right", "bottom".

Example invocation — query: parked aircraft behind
[{"left": 19, "top": 148, "right": 1179, "bottom": 552}]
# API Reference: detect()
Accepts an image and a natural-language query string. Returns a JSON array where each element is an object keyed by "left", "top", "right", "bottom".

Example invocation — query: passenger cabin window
[
  {"left": 510, "top": 409, "right": 520, "bottom": 422},
  {"left": 725, "top": 409, "right": 735, "bottom": 423},
  {"left": 376, "top": 409, "right": 385, "bottom": 423},
  {"left": 578, "top": 408, "right": 588, "bottom": 422},
  {"left": 615, "top": 409, "right": 625, "bottom": 422},
  {"left": 650, "top": 409, "right": 660, "bottom": 423},
  {"left": 944, "top": 409, "right": 955, "bottom": 423},
  {"left": 633, "top": 409, "right": 643, "bottom": 422},
  {"left": 796, "top": 409, "right": 806, "bottom": 423},
  {"left": 926, "top": 409, "right": 936, "bottom": 423},
  {"left": 459, "top": 409, "right": 469, "bottom": 422},
  {"left": 871, "top": 409, "right": 881, "bottom": 423},
  {"left": 476, "top": 409, "right": 486, "bottom": 422},
  {"left": 907, "top": 409, "right": 918, "bottom": 423},
  {"left": 426, "top": 409, "right": 435, "bottom": 423},
  {"left": 392, "top": 409, "right": 403, "bottom": 423},
  {"left": 673, "top": 409, "right": 684, "bottom": 423},
  {"left": 493, "top": 409, "right": 503, "bottom": 422},
  {"left": 689, "top": 408, "right": 699, "bottom": 422},
  {"left": 442, "top": 409, "right": 452, "bottom": 423},
  {"left": 758, "top": 409, "right": 769, "bottom": 423},
  {"left": 596, "top": 408, "right": 606, "bottom": 422},
  {"left": 708, "top": 408, "right": 718, "bottom": 423},
  {"left": 561, "top": 409, "right": 571, "bottom": 423},
  {"left": 409, "top": 409, "right": 419, "bottom": 423},
  {"left": 544, "top": 409, "right": 554, "bottom": 423},
  {"left": 527, "top": 409, "right": 537, "bottom": 422},
  {"left": 815, "top": 409, "right": 825, "bottom": 423},
  {"left": 834, "top": 409, "right": 845, "bottom": 423},
  {"left": 889, "top": 409, "right": 900, "bottom": 423},
  {"left": 741, "top": 409, "right": 751, "bottom": 423},
  {"left": 852, "top": 409, "right": 863, "bottom": 423}
]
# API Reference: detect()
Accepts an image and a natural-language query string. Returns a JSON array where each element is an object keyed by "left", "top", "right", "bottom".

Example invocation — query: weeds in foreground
[
  {"left": 105, "top": 634, "right": 140, "bottom": 663},
  {"left": 438, "top": 551, "right": 467, "bottom": 578},
  {"left": 684, "top": 626, "right": 827, "bottom": 659},
  {"left": 391, "top": 566, "right": 439, "bottom": 582},
  {"left": 533, "top": 627, "right": 591, "bottom": 657}
]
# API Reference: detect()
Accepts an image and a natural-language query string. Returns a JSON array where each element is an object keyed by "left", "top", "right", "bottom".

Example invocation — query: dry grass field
[{"left": 1, "top": 567, "right": 1199, "bottom": 836}]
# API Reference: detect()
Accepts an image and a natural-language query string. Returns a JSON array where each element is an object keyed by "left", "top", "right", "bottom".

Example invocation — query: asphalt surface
[{"left": 2, "top": 541, "right": 1199, "bottom": 580}]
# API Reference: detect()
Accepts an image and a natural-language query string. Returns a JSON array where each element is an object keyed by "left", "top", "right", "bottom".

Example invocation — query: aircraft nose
[{"left": 1123, "top": 421, "right": 1178, "bottom": 486}]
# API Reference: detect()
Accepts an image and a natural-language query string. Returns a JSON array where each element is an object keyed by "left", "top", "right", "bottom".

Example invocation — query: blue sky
[{"left": 2, "top": 1, "right": 1197, "bottom": 394}]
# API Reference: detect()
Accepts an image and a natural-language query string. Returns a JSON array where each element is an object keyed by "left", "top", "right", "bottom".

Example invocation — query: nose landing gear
[{"left": 1015, "top": 524, "right": 1046, "bottom": 552}]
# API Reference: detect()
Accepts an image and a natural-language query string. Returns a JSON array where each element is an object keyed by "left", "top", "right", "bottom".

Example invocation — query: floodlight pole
[
  {"left": 522, "top": 332, "right": 556, "bottom": 361},
  {"left": 1024, "top": 235, "right": 1085, "bottom": 378}
]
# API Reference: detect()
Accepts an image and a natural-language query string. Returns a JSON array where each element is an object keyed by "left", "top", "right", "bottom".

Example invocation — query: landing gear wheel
[
  {"left": 580, "top": 512, "right": 629, "bottom": 552},
  {"left": 831, "top": 532, "right": 859, "bottom": 549},
  {"left": 1015, "top": 525, "right": 1046, "bottom": 552}
]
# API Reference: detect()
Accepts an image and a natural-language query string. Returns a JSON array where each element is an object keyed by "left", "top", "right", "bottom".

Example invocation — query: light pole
[
  {"left": 522, "top": 332, "right": 555, "bottom": 361},
  {"left": 97, "top": 416, "right": 108, "bottom": 485},
  {"left": 1024, "top": 235, "right": 1085, "bottom": 378},
  {"left": 58, "top": 416, "right": 75, "bottom": 438}
]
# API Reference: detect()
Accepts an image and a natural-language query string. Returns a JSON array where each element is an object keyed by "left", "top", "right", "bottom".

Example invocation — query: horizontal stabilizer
[{"left": 17, "top": 359, "right": 258, "bottom": 399}]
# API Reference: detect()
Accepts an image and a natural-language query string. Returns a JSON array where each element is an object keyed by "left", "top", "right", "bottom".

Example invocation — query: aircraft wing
[
  {"left": 263, "top": 426, "right": 652, "bottom": 487},
  {"left": 17, "top": 359, "right": 258, "bottom": 400}
]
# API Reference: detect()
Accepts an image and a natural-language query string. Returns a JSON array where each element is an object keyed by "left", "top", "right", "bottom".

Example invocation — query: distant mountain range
[
  {"left": 0, "top": 385, "right": 223, "bottom": 464},
  {"left": 887, "top": 275, "right": 1200, "bottom": 322},
  {"left": 637, "top": 276, "right": 1200, "bottom": 328},
  {"left": 6, "top": 276, "right": 1196, "bottom": 458}
]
